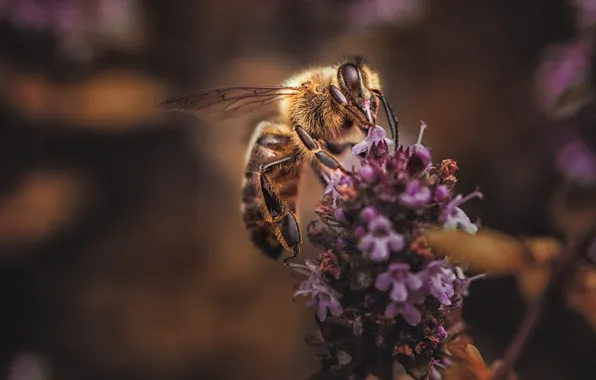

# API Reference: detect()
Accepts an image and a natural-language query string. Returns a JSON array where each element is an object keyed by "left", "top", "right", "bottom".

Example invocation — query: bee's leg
[
  {"left": 324, "top": 141, "right": 356, "bottom": 155},
  {"left": 310, "top": 160, "right": 331, "bottom": 188},
  {"left": 294, "top": 126, "right": 348, "bottom": 173},
  {"left": 258, "top": 156, "right": 295, "bottom": 224},
  {"left": 258, "top": 156, "right": 302, "bottom": 263},
  {"left": 371, "top": 89, "right": 399, "bottom": 144},
  {"left": 274, "top": 211, "right": 302, "bottom": 265}
]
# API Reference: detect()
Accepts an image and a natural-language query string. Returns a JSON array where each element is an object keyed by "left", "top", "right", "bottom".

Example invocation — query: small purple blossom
[
  {"left": 385, "top": 299, "right": 423, "bottom": 326},
  {"left": 360, "top": 164, "right": 376, "bottom": 182},
  {"left": 441, "top": 189, "right": 483, "bottom": 234},
  {"left": 435, "top": 185, "right": 450, "bottom": 201},
  {"left": 292, "top": 260, "right": 343, "bottom": 321},
  {"left": 352, "top": 125, "right": 393, "bottom": 156},
  {"left": 324, "top": 170, "right": 347, "bottom": 199},
  {"left": 399, "top": 180, "right": 432, "bottom": 207},
  {"left": 375, "top": 263, "right": 423, "bottom": 302},
  {"left": 358, "top": 215, "right": 405, "bottom": 261},
  {"left": 556, "top": 137, "right": 596, "bottom": 184},
  {"left": 422, "top": 261, "right": 457, "bottom": 306}
]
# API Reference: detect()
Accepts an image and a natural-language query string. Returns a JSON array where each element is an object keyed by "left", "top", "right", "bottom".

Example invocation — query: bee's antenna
[{"left": 372, "top": 89, "right": 398, "bottom": 145}]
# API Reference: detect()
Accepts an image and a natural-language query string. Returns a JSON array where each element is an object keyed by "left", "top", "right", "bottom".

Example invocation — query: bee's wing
[{"left": 158, "top": 86, "right": 302, "bottom": 121}]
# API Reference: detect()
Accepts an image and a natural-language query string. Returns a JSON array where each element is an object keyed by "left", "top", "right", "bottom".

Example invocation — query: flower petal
[
  {"left": 402, "top": 303, "right": 422, "bottom": 326},
  {"left": 375, "top": 272, "right": 393, "bottom": 291},
  {"left": 316, "top": 301, "right": 328, "bottom": 322},
  {"left": 385, "top": 302, "right": 400, "bottom": 319},
  {"left": 370, "top": 240, "right": 390, "bottom": 262},
  {"left": 390, "top": 281, "right": 408, "bottom": 302}
]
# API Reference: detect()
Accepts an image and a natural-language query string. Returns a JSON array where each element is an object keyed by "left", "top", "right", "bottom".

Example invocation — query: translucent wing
[{"left": 158, "top": 86, "right": 302, "bottom": 121}]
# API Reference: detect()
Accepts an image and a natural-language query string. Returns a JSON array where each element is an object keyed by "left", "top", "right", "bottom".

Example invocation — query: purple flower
[
  {"left": 385, "top": 300, "right": 423, "bottom": 326},
  {"left": 375, "top": 263, "right": 423, "bottom": 302},
  {"left": 360, "top": 164, "right": 376, "bottom": 182},
  {"left": 358, "top": 215, "right": 405, "bottom": 261},
  {"left": 6, "top": 353, "right": 46, "bottom": 380},
  {"left": 536, "top": 40, "right": 591, "bottom": 117},
  {"left": 435, "top": 185, "right": 450, "bottom": 201},
  {"left": 376, "top": 263, "right": 426, "bottom": 325},
  {"left": 292, "top": 260, "right": 343, "bottom": 321},
  {"left": 348, "top": 0, "right": 426, "bottom": 27},
  {"left": 422, "top": 261, "right": 457, "bottom": 306},
  {"left": 452, "top": 268, "right": 486, "bottom": 307},
  {"left": 441, "top": 189, "right": 483, "bottom": 235},
  {"left": 556, "top": 137, "right": 596, "bottom": 184},
  {"left": 399, "top": 180, "right": 432, "bottom": 207},
  {"left": 352, "top": 125, "right": 393, "bottom": 156},
  {"left": 324, "top": 170, "right": 347, "bottom": 199}
]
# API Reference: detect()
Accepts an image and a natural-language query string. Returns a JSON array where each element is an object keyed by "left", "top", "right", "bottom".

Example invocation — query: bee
[{"left": 159, "top": 56, "right": 399, "bottom": 262}]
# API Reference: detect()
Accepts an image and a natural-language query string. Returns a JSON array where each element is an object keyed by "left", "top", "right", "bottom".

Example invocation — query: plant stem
[{"left": 492, "top": 235, "right": 588, "bottom": 380}]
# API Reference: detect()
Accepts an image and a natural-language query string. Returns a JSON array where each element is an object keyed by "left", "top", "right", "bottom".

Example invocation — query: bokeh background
[{"left": 0, "top": 0, "right": 595, "bottom": 379}]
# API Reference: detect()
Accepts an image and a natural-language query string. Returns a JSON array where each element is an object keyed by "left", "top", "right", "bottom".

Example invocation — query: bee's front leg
[
  {"left": 294, "top": 126, "right": 348, "bottom": 174},
  {"left": 258, "top": 157, "right": 302, "bottom": 263}
]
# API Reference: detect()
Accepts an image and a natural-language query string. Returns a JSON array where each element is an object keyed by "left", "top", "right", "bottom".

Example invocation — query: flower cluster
[{"left": 292, "top": 123, "right": 482, "bottom": 379}]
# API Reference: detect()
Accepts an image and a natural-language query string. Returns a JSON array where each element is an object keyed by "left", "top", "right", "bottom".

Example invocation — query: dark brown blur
[{"left": 0, "top": 0, "right": 594, "bottom": 379}]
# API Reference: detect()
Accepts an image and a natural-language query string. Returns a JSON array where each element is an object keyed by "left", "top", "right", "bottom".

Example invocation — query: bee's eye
[{"left": 341, "top": 64, "right": 360, "bottom": 92}]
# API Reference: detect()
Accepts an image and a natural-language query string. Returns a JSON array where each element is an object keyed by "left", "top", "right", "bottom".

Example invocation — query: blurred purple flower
[
  {"left": 352, "top": 125, "right": 393, "bottom": 156},
  {"left": 358, "top": 215, "right": 405, "bottom": 261},
  {"left": 536, "top": 40, "right": 591, "bottom": 117},
  {"left": 575, "top": 0, "right": 596, "bottom": 29},
  {"left": 7, "top": 353, "right": 47, "bottom": 380},
  {"left": 399, "top": 180, "right": 432, "bottom": 207},
  {"left": 0, "top": 0, "right": 137, "bottom": 61},
  {"left": 422, "top": 261, "right": 457, "bottom": 306},
  {"left": 556, "top": 137, "right": 596, "bottom": 184},
  {"left": 348, "top": 0, "right": 427, "bottom": 27}
]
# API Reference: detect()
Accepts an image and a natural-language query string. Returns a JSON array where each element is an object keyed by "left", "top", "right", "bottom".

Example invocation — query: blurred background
[{"left": 0, "top": 0, "right": 595, "bottom": 379}]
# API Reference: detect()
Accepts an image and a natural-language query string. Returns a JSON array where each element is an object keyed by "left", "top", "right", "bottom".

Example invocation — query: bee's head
[{"left": 330, "top": 56, "right": 378, "bottom": 126}]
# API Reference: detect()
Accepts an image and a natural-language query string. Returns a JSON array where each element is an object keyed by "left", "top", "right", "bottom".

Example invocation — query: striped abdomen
[{"left": 241, "top": 121, "right": 302, "bottom": 259}]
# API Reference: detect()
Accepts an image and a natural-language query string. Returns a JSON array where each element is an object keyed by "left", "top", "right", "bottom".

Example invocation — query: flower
[
  {"left": 294, "top": 118, "right": 481, "bottom": 378},
  {"left": 358, "top": 215, "right": 405, "bottom": 261},
  {"left": 556, "top": 137, "right": 596, "bottom": 184},
  {"left": 376, "top": 263, "right": 427, "bottom": 325},
  {"left": 441, "top": 190, "right": 483, "bottom": 235},
  {"left": 535, "top": 40, "right": 591, "bottom": 117},
  {"left": 292, "top": 260, "right": 343, "bottom": 321},
  {"left": 352, "top": 125, "right": 393, "bottom": 156},
  {"left": 385, "top": 298, "right": 423, "bottom": 326},
  {"left": 324, "top": 170, "right": 347, "bottom": 199},
  {"left": 399, "top": 180, "right": 432, "bottom": 207},
  {"left": 375, "top": 263, "right": 423, "bottom": 302},
  {"left": 422, "top": 261, "right": 457, "bottom": 306}
]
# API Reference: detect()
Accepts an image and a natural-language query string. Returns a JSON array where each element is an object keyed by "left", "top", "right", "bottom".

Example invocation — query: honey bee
[{"left": 159, "top": 56, "right": 398, "bottom": 262}]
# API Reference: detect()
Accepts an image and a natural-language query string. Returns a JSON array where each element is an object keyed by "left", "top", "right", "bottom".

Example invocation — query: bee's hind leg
[
  {"left": 259, "top": 156, "right": 295, "bottom": 224},
  {"left": 258, "top": 156, "right": 302, "bottom": 263}
]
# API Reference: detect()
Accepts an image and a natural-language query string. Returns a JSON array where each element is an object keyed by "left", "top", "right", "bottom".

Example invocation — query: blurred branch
[{"left": 493, "top": 224, "right": 596, "bottom": 380}]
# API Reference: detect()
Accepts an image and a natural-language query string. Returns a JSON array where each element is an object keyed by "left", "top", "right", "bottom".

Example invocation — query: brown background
[{"left": 0, "top": 0, "right": 594, "bottom": 379}]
